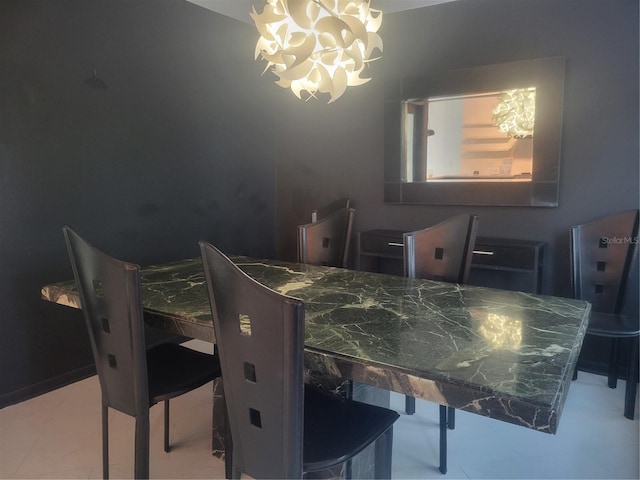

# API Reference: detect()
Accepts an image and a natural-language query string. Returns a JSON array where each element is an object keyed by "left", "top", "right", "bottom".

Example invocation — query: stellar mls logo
[{"left": 600, "top": 236, "right": 639, "bottom": 245}]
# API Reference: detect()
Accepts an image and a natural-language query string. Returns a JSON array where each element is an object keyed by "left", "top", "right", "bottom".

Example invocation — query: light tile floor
[
  {"left": 1, "top": 347, "right": 638, "bottom": 479},
  {"left": 389, "top": 372, "right": 638, "bottom": 479}
]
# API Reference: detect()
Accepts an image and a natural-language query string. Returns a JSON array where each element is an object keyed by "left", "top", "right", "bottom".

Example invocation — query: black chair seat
[
  {"left": 586, "top": 312, "right": 640, "bottom": 338},
  {"left": 147, "top": 343, "right": 221, "bottom": 403},
  {"left": 302, "top": 384, "right": 400, "bottom": 472}
]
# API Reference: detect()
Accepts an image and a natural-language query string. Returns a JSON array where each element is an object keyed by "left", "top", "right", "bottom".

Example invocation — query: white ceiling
[{"left": 185, "top": 0, "right": 459, "bottom": 24}]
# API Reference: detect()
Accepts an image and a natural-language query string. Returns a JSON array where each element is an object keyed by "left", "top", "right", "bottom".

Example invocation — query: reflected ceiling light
[
  {"left": 250, "top": 0, "right": 383, "bottom": 103},
  {"left": 479, "top": 313, "right": 523, "bottom": 350},
  {"left": 492, "top": 88, "right": 536, "bottom": 138}
]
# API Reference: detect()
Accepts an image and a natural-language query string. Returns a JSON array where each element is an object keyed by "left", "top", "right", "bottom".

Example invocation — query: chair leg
[
  {"left": 224, "top": 441, "right": 234, "bottom": 479},
  {"left": 345, "top": 459, "right": 353, "bottom": 479},
  {"left": 222, "top": 403, "right": 236, "bottom": 480},
  {"left": 344, "top": 380, "right": 354, "bottom": 399},
  {"left": 405, "top": 395, "right": 416, "bottom": 415},
  {"left": 447, "top": 407, "right": 455, "bottom": 430},
  {"left": 439, "top": 405, "right": 447, "bottom": 474},
  {"left": 102, "top": 404, "right": 109, "bottom": 480},
  {"left": 230, "top": 445, "right": 242, "bottom": 480},
  {"left": 134, "top": 413, "right": 150, "bottom": 480},
  {"left": 624, "top": 337, "right": 639, "bottom": 420},
  {"left": 164, "top": 399, "right": 170, "bottom": 453},
  {"left": 374, "top": 427, "right": 394, "bottom": 480},
  {"left": 608, "top": 338, "right": 619, "bottom": 389}
]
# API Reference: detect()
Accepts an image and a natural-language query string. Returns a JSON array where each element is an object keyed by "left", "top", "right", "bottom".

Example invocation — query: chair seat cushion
[
  {"left": 302, "top": 384, "right": 400, "bottom": 472},
  {"left": 146, "top": 343, "right": 221, "bottom": 404},
  {"left": 587, "top": 311, "right": 640, "bottom": 338}
]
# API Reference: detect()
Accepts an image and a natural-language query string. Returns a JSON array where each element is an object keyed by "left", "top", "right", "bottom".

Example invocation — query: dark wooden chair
[
  {"left": 200, "top": 242, "right": 399, "bottom": 479},
  {"left": 311, "top": 197, "right": 351, "bottom": 222},
  {"left": 297, "top": 206, "right": 355, "bottom": 268},
  {"left": 63, "top": 226, "right": 221, "bottom": 479},
  {"left": 403, "top": 213, "right": 479, "bottom": 474},
  {"left": 570, "top": 210, "right": 639, "bottom": 420}
]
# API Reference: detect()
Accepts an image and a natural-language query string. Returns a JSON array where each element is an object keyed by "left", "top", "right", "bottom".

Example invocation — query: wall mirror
[{"left": 384, "top": 57, "right": 565, "bottom": 206}]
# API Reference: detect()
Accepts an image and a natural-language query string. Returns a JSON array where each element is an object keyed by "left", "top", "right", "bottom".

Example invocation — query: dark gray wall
[{"left": 0, "top": 0, "right": 279, "bottom": 405}]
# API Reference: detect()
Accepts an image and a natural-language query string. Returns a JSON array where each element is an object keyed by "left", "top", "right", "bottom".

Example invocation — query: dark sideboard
[{"left": 358, "top": 230, "right": 545, "bottom": 294}]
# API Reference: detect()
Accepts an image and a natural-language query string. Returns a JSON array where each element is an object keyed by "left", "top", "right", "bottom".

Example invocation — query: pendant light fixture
[{"left": 251, "top": 0, "right": 383, "bottom": 103}]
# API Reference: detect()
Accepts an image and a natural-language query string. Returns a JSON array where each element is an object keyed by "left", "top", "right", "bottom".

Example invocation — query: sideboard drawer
[
  {"left": 472, "top": 244, "right": 537, "bottom": 270},
  {"left": 359, "top": 229, "right": 405, "bottom": 258}
]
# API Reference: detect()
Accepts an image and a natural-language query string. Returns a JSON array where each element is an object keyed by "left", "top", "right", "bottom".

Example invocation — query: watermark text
[{"left": 600, "top": 236, "right": 638, "bottom": 245}]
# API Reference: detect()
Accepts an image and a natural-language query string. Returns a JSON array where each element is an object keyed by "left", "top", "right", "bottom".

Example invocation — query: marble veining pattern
[{"left": 42, "top": 256, "right": 590, "bottom": 434}]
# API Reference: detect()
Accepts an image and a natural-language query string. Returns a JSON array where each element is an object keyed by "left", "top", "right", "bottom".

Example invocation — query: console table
[{"left": 358, "top": 230, "right": 545, "bottom": 294}]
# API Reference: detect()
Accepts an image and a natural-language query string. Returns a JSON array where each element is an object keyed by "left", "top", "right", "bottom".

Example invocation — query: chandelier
[
  {"left": 492, "top": 88, "right": 536, "bottom": 138},
  {"left": 250, "top": 0, "right": 383, "bottom": 103}
]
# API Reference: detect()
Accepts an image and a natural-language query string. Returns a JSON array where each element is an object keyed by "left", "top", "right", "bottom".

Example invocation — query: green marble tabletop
[{"left": 42, "top": 256, "right": 590, "bottom": 434}]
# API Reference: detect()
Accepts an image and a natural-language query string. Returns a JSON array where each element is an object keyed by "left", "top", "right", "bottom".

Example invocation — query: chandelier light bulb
[
  {"left": 492, "top": 88, "right": 536, "bottom": 138},
  {"left": 251, "top": 0, "right": 383, "bottom": 103}
]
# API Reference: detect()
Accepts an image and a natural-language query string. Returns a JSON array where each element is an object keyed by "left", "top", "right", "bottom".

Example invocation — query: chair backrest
[
  {"left": 63, "top": 226, "right": 149, "bottom": 417},
  {"left": 297, "top": 207, "right": 355, "bottom": 268},
  {"left": 199, "top": 242, "right": 306, "bottom": 479},
  {"left": 311, "top": 198, "right": 350, "bottom": 222},
  {"left": 403, "top": 213, "right": 479, "bottom": 283},
  {"left": 570, "top": 210, "right": 639, "bottom": 314}
]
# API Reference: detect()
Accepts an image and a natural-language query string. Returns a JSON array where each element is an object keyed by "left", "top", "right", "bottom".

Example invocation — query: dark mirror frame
[{"left": 384, "top": 57, "right": 566, "bottom": 206}]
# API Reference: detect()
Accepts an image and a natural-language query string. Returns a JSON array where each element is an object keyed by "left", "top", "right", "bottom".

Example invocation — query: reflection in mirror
[
  {"left": 384, "top": 57, "right": 565, "bottom": 206},
  {"left": 403, "top": 90, "right": 535, "bottom": 183}
]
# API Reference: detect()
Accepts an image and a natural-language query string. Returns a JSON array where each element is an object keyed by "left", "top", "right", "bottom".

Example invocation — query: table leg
[
  {"left": 439, "top": 405, "right": 448, "bottom": 474},
  {"left": 405, "top": 395, "right": 416, "bottom": 415},
  {"left": 624, "top": 337, "right": 638, "bottom": 420}
]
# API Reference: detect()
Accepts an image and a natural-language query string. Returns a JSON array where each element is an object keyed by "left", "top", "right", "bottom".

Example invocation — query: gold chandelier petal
[
  {"left": 286, "top": 0, "right": 318, "bottom": 30},
  {"left": 315, "top": 17, "right": 352, "bottom": 48}
]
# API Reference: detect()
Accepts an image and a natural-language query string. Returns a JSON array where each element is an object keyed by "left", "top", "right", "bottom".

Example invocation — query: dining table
[{"left": 42, "top": 255, "right": 590, "bottom": 476}]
